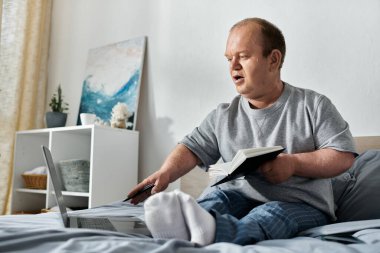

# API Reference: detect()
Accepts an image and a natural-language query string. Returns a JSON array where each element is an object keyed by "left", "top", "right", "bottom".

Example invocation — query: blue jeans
[{"left": 197, "top": 188, "right": 329, "bottom": 245}]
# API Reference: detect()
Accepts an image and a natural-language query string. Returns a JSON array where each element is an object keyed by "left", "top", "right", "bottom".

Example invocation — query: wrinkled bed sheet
[{"left": 1, "top": 201, "right": 380, "bottom": 253}]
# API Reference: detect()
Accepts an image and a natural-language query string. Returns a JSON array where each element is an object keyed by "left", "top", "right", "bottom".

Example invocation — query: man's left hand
[{"left": 259, "top": 153, "right": 295, "bottom": 184}]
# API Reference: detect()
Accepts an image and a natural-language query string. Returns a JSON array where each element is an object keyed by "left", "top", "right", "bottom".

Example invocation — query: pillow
[{"left": 333, "top": 150, "right": 380, "bottom": 222}]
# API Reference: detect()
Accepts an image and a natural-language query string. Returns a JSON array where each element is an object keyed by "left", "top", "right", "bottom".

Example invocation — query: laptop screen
[{"left": 41, "top": 145, "right": 69, "bottom": 227}]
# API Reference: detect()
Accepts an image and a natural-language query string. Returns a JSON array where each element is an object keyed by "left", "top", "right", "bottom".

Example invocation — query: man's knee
[{"left": 248, "top": 201, "right": 328, "bottom": 235}]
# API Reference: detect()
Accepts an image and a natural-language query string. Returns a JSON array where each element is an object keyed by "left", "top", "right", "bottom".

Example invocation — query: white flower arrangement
[{"left": 110, "top": 102, "right": 129, "bottom": 129}]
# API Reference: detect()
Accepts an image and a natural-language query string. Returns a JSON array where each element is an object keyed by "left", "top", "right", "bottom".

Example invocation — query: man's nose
[{"left": 230, "top": 57, "right": 242, "bottom": 70}]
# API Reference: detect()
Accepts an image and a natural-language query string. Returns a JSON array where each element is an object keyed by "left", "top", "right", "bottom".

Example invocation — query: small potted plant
[{"left": 45, "top": 85, "right": 69, "bottom": 128}]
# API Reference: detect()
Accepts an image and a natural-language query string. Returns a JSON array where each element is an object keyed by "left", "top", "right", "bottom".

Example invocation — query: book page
[
  {"left": 209, "top": 146, "right": 284, "bottom": 176},
  {"left": 230, "top": 146, "right": 284, "bottom": 173},
  {"left": 208, "top": 162, "right": 232, "bottom": 178},
  {"left": 242, "top": 146, "right": 283, "bottom": 158}
]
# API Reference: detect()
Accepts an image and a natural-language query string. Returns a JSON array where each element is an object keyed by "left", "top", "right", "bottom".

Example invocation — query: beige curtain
[
  {"left": 0, "top": 0, "right": 3, "bottom": 40},
  {"left": 0, "top": 0, "right": 52, "bottom": 214}
]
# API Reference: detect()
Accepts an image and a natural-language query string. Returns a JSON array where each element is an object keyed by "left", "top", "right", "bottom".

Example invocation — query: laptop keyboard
[{"left": 76, "top": 217, "right": 117, "bottom": 231}]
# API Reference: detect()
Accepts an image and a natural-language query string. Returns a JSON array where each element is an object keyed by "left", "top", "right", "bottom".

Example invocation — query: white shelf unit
[{"left": 11, "top": 125, "right": 138, "bottom": 214}]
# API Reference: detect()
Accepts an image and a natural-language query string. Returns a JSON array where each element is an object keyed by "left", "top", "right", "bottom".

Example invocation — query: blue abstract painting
[{"left": 77, "top": 37, "right": 146, "bottom": 130}]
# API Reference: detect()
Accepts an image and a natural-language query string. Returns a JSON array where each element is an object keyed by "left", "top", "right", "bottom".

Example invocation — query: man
[{"left": 128, "top": 18, "right": 356, "bottom": 245}]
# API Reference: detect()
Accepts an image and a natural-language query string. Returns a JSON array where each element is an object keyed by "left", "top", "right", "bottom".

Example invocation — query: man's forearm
[
  {"left": 159, "top": 144, "right": 201, "bottom": 183},
  {"left": 292, "top": 148, "right": 355, "bottom": 178}
]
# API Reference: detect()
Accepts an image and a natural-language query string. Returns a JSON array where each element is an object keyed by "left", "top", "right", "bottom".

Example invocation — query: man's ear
[{"left": 269, "top": 49, "right": 282, "bottom": 71}]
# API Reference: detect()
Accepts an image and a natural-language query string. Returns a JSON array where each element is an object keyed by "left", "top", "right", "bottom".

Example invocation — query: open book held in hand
[{"left": 209, "top": 146, "right": 285, "bottom": 187}]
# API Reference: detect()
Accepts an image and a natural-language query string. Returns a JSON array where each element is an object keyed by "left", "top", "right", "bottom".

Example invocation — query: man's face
[{"left": 225, "top": 24, "right": 274, "bottom": 101}]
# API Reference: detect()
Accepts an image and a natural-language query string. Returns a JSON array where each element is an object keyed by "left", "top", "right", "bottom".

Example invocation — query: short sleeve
[
  {"left": 313, "top": 96, "right": 356, "bottom": 153},
  {"left": 179, "top": 109, "right": 221, "bottom": 169}
]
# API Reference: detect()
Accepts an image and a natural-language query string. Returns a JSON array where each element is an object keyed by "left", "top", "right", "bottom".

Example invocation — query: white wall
[{"left": 47, "top": 0, "right": 380, "bottom": 190}]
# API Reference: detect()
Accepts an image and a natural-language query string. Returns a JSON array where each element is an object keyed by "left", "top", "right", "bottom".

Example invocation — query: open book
[{"left": 209, "top": 146, "right": 285, "bottom": 187}]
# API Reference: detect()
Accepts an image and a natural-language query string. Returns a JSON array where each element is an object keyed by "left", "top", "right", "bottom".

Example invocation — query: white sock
[
  {"left": 175, "top": 190, "right": 216, "bottom": 246},
  {"left": 144, "top": 191, "right": 189, "bottom": 240}
]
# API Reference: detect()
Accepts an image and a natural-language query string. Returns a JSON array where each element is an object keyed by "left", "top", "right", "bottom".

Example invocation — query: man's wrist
[{"left": 287, "top": 153, "right": 301, "bottom": 177}]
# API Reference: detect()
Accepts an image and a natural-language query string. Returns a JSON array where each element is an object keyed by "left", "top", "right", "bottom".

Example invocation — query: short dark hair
[{"left": 231, "top": 18, "right": 286, "bottom": 68}]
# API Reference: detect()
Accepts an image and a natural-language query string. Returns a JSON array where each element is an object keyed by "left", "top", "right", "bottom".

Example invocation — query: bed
[{"left": 1, "top": 136, "right": 380, "bottom": 253}]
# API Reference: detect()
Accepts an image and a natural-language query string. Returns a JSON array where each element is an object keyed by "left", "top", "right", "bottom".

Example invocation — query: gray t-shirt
[{"left": 180, "top": 83, "right": 356, "bottom": 220}]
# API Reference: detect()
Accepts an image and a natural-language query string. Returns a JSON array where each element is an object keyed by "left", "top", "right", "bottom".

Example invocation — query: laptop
[{"left": 41, "top": 145, "right": 151, "bottom": 235}]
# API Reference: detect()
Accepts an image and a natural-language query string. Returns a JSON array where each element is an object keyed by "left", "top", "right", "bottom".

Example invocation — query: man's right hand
[
  {"left": 127, "top": 170, "right": 171, "bottom": 205},
  {"left": 127, "top": 144, "right": 200, "bottom": 204}
]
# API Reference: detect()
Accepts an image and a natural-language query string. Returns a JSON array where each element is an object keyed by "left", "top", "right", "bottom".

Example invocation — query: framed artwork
[{"left": 77, "top": 36, "right": 146, "bottom": 130}]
